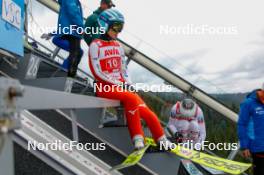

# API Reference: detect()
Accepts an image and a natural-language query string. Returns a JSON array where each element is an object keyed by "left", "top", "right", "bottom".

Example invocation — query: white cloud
[{"left": 30, "top": 0, "right": 264, "bottom": 93}]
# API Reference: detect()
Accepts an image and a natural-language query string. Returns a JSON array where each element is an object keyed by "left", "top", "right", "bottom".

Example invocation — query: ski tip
[{"left": 109, "top": 165, "right": 126, "bottom": 172}]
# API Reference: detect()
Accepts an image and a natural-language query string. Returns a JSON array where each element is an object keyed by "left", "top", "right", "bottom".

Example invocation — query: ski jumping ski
[
  {"left": 181, "top": 159, "right": 203, "bottom": 175},
  {"left": 145, "top": 137, "right": 251, "bottom": 175},
  {"left": 110, "top": 144, "right": 151, "bottom": 171}
]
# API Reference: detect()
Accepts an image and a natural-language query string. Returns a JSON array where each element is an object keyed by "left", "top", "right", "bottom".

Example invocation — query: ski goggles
[
  {"left": 182, "top": 99, "right": 195, "bottom": 110},
  {"left": 110, "top": 23, "right": 124, "bottom": 33}
]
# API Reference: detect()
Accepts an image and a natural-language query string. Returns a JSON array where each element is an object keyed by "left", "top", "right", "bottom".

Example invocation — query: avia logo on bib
[{"left": 104, "top": 48, "right": 120, "bottom": 57}]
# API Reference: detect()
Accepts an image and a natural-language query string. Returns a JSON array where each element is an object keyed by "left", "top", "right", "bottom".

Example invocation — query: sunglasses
[{"left": 110, "top": 23, "right": 124, "bottom": 33}]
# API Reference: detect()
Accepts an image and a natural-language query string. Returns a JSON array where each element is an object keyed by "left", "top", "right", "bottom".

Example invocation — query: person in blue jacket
[
  {"left": 238, "top": 83, "right": 264, "bottom": 175},
  {"left": 42, "top": 0, "right": 84, "bottom": 77}
]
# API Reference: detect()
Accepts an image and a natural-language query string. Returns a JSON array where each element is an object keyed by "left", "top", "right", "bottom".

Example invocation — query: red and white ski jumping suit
[
  {"left": 167, "top": 102, "right": 206, "bottom": 145},
  {"left": 89, "top": 39, "right": 165, "bottom": 142}
]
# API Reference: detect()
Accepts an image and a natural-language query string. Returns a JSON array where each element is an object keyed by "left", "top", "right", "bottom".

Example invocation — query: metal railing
[
  {"left": 28, "top": 0, "right": 248, "bottom": 171},
  {"left": 26, "top": 35, "right": 94, "bottom": 80},
  {"left": 0, "top": 76, "right": 119, "bottom": 175}
]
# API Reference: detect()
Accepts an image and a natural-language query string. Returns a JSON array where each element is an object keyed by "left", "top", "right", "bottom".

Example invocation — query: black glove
[{"left": 173, "top": 132, "right": 184, "bottom": 143}]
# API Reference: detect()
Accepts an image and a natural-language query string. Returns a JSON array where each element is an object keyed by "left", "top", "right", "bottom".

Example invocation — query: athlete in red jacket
[{"left": 88, "top": 9, "right": 172, "bottom": 150}]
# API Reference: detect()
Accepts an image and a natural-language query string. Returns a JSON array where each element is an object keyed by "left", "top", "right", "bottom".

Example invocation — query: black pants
[
  {"left": 252, "top": 152, "right": 264, "bottom": 175},
  {"left": 61, "top": 35, "right": 83, "bottom": 77}
]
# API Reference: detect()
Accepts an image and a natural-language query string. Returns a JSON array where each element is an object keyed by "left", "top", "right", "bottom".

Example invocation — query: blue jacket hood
[{"left": 246, "top": 89, "right": 261, "bottom": 102}]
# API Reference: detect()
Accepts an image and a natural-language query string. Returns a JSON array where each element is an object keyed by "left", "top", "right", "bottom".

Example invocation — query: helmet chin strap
[{"left": 100, "top": 32, "right": 114, "bottom": 41}]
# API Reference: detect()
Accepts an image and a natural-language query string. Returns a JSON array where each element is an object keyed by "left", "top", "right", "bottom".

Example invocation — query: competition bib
[{"left": 100, "top": 57, "right": 121, "bottom": 73}]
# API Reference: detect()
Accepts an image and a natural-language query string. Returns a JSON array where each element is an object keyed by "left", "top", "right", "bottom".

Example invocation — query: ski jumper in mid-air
[
  {"left": 88, "top": 9, "right": 173, "bottom": 150},
  {"left": 167, "top": 98, "right": 206, "bottom": 149}
]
